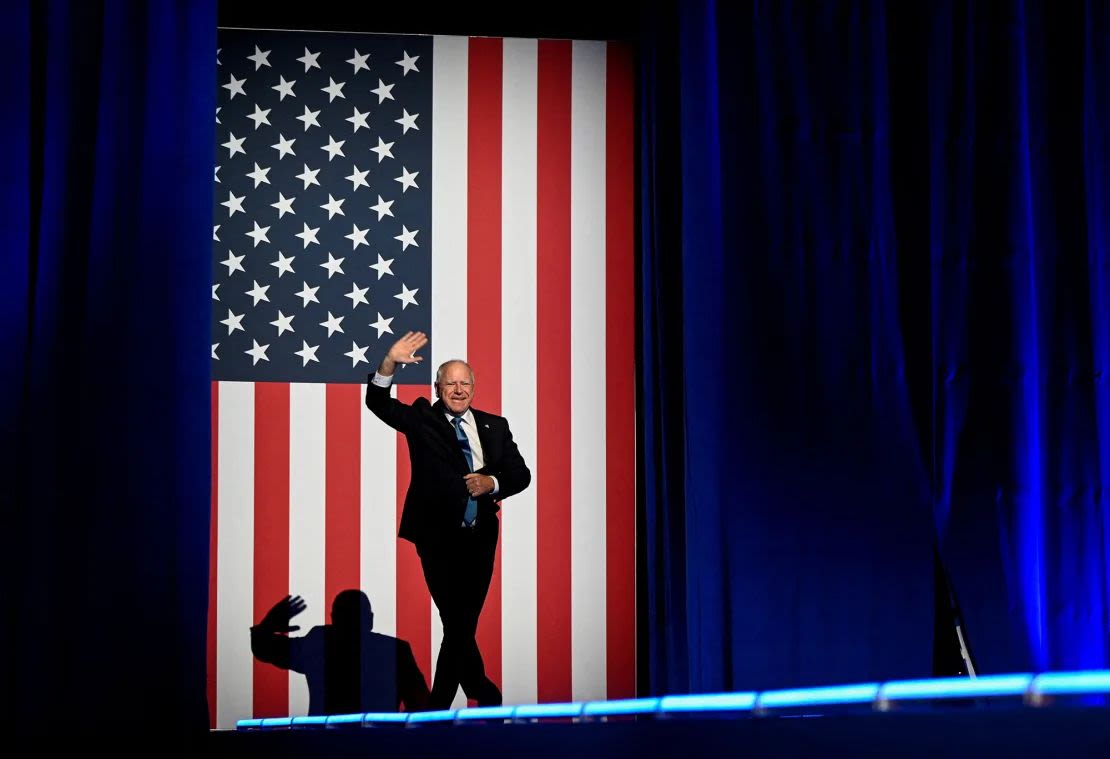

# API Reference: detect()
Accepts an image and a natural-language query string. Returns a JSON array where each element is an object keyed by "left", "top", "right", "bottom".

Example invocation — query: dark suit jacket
[{"left": 364, "top": 380, "right": 531, "bottom": 546}]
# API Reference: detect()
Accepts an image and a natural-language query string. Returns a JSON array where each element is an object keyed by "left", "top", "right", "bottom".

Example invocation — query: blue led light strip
[
  {"left": 1029, "top": 671, "right": 1110, "bottom": 696},
  {"left": 233, "top": 669, "right": 1110, "bottom": 730},
  {"left": 878, "top": 674, "right": 1033, "bottom": 702},
  {"left": 757, "top": 683, "right": 880, "bottom": 709}
]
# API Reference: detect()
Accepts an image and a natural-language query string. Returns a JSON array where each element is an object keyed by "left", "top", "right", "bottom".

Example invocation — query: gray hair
[{"left": 435, "top": 359, "right": 475, "bottom": 387}]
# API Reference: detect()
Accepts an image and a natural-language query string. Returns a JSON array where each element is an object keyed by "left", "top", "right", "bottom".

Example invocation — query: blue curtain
[
  {"left": 642, "top": 0, "right": 1110, "bottom": 695},
  {"left": 2, "top": 1, "right": 216, "bottom": 732}
]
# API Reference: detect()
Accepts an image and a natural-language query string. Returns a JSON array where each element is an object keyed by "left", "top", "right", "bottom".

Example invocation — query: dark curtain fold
[
  {"left": 641, "top": 0, "right": 1110, "bottom": 694},
  {"left": 3, "top": 0, "right": 216, "bottom": 733},
  {"left": 639, "top": 2, "right": 691, "bottom": 696}
]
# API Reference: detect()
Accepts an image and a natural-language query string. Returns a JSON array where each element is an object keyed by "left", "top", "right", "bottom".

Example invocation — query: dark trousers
[{"left": 418, "top": 516, "right": 501, "bottom": 709}]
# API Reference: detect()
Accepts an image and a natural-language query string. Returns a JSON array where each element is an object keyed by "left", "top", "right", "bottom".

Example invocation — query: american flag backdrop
[{"left": 209, "top": 29, "right": 635, "bottom": 728}]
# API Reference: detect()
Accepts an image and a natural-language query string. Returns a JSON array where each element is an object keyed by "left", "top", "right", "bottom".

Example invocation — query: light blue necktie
[{"left": 452, "top": 416, "right": 478, "bottom": 525}]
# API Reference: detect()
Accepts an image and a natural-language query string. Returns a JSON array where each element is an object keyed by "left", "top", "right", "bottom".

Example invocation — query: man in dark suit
[
  {"left": 250, "top": 590, "right": 429, "bottom": 715},
  {"left": 365, "top": 330, "right": 531, "bottom": 709}
]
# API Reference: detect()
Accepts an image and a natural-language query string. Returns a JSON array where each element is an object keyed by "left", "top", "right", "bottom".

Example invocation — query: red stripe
[
  {"left": 605, "top": 43, "right": 637, "bottom": 700},
  {"left": 208, "top": 382, "right": 219, "bottom": 727},
  {"left": 396, "top": 384, "right": 433, "bottom": 689},
  {"left": 536, "top": 39, "right": 573, "bottom": 703},
  {"left": 253, "top": 382, "right": 290, "bottom": 717},
  {"left": 326, "top": 384, "right": 362, "bottom": 611},
  {"left": 468, "top": 35, "right": 504, "bottom": 698}
]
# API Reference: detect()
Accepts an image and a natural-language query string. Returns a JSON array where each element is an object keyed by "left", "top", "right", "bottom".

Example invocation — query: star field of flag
[{"left": 212, "top": 31, "right": 433, "bottom": 384}]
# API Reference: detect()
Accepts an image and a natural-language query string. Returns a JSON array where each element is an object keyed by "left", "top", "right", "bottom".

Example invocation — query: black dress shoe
[{"left": 475, "top": 680, "right": 502, "bottom": 707}]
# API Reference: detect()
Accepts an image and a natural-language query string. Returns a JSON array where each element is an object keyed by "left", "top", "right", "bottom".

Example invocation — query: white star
[
  {"left": 320, "top": 194, "right": 346, "bottom": 219},
  {"left": 395, "top": 166, "right": 419, "bottom": 192},
  {"left": 220, "top": 308, "right": 245, "bottom": 334},
  {"left": 345, "top": 282, "right": 370, "bottom": 308},
  {"left": 222, "top": 132, "right": 246, "bottom": 158},
  {"left": 348, "top": 49, "right": 371, "bottom": 74},
  {"left": 296, "top": 105, "right": 321, "bottom": 131},
  {"left": 370, "top": 311, "right": 394, "bottom": 338},
  {"left": 394, "top": 283, "right": 419, "bottom": 309},
  {"left": 212, "top": 283, "right": 220, "bottom": 300},
  {"left": 246, "top": 162, "right": 271, "bottom": 188},
  {"left": 346, "top": 223, "right": 369, "bottom": 249},
  {"left": 222, "top": 73, "right": 247, "bottom": 99},
  {"left": 270, "top": 251, "right": 295, "bottom": 276},
  {"left": 395, "top": 109, "right": 419, "bottom": 133},
  {"left": 270, "top": 310, "right": 295, "bottom": 336},
  {"left": 211, "top": 343, "right": 220, "bottom": 360},
  {"left": 271, "top": 193, "right": 296, "bottom": 218},
  {"left": 346, "top": 165, "right": 370, "bottom": 191},
  {"left": 371, "top": 78, "right": 395, "bottom": 103},
  {"left": 344, "top": 341, "right": 370, "bottom": 367},
  {"left": 221, "top": 190, "right": 245, "bottom": 216},
  {"left": 295, "top": 163, "right": 320, "bottom": 189},
  {"left": 295, "top": 281, "right": 320, "bottom": 307},
  {"left": 247, "top": 103, "right": 271, "bottom": 129},
  {"left": 247, "top": 45, "right": 271, "bottom": 70},
  {"left": 245, "top": 220, "right": 270, "bottom": 247},
  {"left": 213, "top": 224, "right": 220, "bottom": 241},
  {"left": 320, "top": 252, "right": 346, "bottom": 278},
  {"left": 369, "top": 254, "right": 394, "bottom": 279},
  {"left": 394, "top": 225, "right": 419, "bottom": 251},
  {"left": 321, "top": 135, "right": 346, "bottom": 161},
  {"left": 220, "top": 250, "right": 245, "bottom": 275},
  {"left": 245, "top": 339, "right": 270, "bottom": 365},
  {"left": 214, "top": 164, "right": 221, "bottom": 183},
  {"left": 271, "top": 133, "right": 296, "bottom": 159},
  {"left": 216, "top": 47, "right": 221, "bottom": 66},
  {"left": 396, "top": 50, "right": 420, "bottom": 75},
  {"left": 215, "top": 106, "right": 221, "bottom": 125},
  {"left": 296, "top": 222, "right": 320, "bottom": 248},
  {"left": 321, "top": 77, "right": 347, "bottom": 102},
  {"left": 370, "top": 136, "right": 394, "bottom": 163},
  {"left": 298, "top": 47, "right": 321, "bottom": 72},
  {"left": 370, "top": 195, "right": 394, "bottom": 220},
  {"left": 320, "top": 311, "right": 345, "bottom": 337},
  {"left": 245, "top": 279, "right": 270, "bottom": 305},
  {"left": 347, "top": 106, "right": 371, "bottom": 132},
  {"left": 294, "top": 340, "right": 320, "bottom": 366},
  {"left": 272, "top": 75, "right": 296, "bottom": 100}
]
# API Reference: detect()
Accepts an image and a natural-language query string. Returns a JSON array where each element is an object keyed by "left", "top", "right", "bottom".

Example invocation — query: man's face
[{"left": 438, "top": 362, "right": 474, "bottom": 415}]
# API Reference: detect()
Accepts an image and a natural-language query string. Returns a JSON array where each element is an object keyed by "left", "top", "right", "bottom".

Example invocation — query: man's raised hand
[
  {"left": 257, "top": 594, "right": 307, "bottom": 634},
  {"left": 388, "top": 331, "right": 428, "bottom": 365}
]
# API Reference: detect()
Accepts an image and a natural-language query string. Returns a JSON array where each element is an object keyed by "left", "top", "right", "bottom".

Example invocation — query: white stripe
[
  {"left": 570, "top": 40, "right": 608, "bottom": 703},
  {"left": 216, "top": 381, "right": 255, "bottom": 729},
  {"left": 432, "top": 35, "right": 469, "bottom": 371},
  {"left": 500, "top": 36, "right": 539, "bottom": 707},
  {"left": 361, "top": 382, "right": 397, "bottom": 636},
  {"left": 288, "top": 383, "right": 327, "bottom": 716},
  {"left": 432, "top": 34, "right": 470, "bottom": 690}
]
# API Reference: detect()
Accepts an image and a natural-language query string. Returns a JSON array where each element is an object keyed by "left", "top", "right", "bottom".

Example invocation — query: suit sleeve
[
  {"left": 364, "top": 375, "right": 420, "bottom": 433},
  {"left": 481, "top": 420, "right": 531, "bottom": 501},
  {"left": 250, "top": 626, "right": 293, "bottom": 670}
]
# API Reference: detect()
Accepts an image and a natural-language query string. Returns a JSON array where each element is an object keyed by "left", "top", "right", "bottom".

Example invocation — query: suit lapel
[
  {"left": 431, "top": 399, "right": 469, "bottom": 469},
  {"left": 471, "top": 409, "right": 496, "bottom": 464},
  {"left": 433, "top": 400, "right": 499, "bottom": 469}
]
